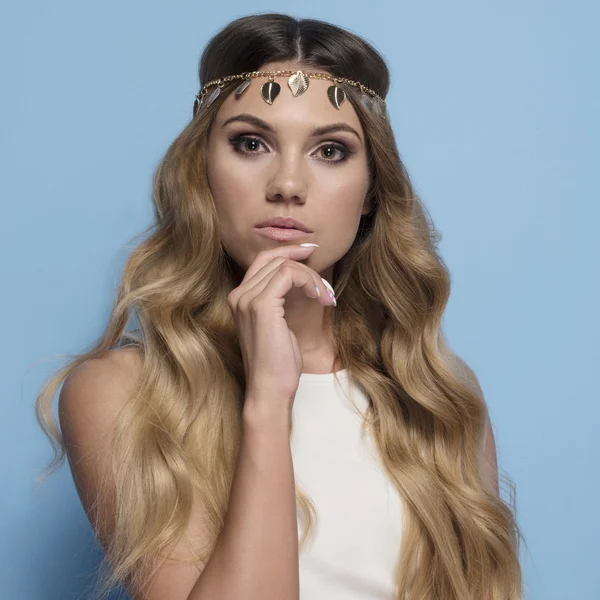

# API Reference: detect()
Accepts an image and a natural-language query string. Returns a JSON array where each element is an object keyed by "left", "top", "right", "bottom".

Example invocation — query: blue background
[{"left": 2, "top": 1, "right": 598, "bottom": 598}]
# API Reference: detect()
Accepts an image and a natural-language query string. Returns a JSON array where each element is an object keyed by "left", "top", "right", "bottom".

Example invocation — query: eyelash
[{"left": 228, "top": 135, "right": 353, "bottom": 165}]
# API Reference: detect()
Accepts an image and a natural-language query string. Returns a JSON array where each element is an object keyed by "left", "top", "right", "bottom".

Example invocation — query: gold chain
[{"left": 195, "top": 70, "right": 384, "bottom": 103}]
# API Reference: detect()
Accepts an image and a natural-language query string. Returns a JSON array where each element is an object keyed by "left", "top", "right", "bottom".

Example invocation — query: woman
[{"left": 35, "top": 12, "right": 524, "bottom": 600}]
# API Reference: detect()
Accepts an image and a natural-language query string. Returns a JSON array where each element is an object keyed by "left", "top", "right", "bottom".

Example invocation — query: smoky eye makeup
[{"left": 226, "top": 132, "right": 356, "bottom": 165}]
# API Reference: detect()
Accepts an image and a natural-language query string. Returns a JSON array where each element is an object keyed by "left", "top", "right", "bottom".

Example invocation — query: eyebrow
[{"left": 221, "top": 113, "right": 363, "bottom": 143}]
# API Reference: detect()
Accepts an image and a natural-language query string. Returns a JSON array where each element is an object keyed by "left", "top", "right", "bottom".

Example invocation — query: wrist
[{"left": 242, "top": 395, "right": 292, "bottom": 431}]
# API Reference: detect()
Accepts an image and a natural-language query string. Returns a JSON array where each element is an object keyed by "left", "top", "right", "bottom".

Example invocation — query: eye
[
  {"left": 229, "top": 135, "right": 267, "bottom": 155},
  {"left": 228, "top": 135, "right": 353, "bottom": 165},
  {"left": 317, "top": 143, "right": 352, "bottom": 163}
]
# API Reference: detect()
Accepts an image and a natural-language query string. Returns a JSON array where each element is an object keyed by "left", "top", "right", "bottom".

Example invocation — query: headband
[{"left": 193, "top": 69, "right": 386, "bottom": 117}]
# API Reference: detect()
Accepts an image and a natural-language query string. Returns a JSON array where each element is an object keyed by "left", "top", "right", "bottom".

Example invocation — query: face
[{"left": 206, "top": 61, "right": 372, "bottom": 277}]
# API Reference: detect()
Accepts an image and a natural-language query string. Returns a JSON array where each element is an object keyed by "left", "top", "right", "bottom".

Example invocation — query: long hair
[{"left": 34, "top": 12, "right": 524, "bottom": 599}]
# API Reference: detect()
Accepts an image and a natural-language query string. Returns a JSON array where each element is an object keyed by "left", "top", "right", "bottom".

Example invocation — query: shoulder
[
  {"left": 452, "top": 356, "right": 499, "bottom": 496},
  {"left": 59, "top": 346, "right": 213, "bottom": 598},
  {"left": 451, "top": 355, "right": 484, "bottom": 398},
  {"left": 60, "top": 346, "right": 143, "bottom": 416},
  {"left": 59, "top": 345, "right": 144, "bottom": 466},
  {"left": 58, "top": 343, "right": 144, "bottom": 434},
  {"left": 58, "top": 347, "right": 144, "bottom": 538}
]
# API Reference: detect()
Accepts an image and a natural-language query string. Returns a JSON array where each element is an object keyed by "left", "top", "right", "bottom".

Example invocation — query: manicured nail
[
  {"left": 300, "top": 243, "right": 319, "bottom": 247},
  {"left": 314, "top": 284, "right": 321, "bottom": 298},
  {"left": 321, "top": 277, "right": 336, "bottom": 306}
]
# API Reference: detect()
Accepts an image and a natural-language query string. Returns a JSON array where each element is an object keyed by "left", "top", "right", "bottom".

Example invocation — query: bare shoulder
[
  {"left": 58, "top": 347, "right": 142, "bottom": 460},
  {"left": 59, "top": 346, "right": 142, "bottom": 443},
  {"left": 452, "top": 356, "right": 500, "bottom": 496},
  {"left": 61, "top": 345, "right": 143, "bottom": 402},
  {"left": 58, "top": 346, "right": 144, "bottom": 538},
  {"left": 59, "top": 346, "right": 211, "bottom": 599}
]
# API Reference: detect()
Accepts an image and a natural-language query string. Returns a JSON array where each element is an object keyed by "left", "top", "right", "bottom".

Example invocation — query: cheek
[
  {"left": 317, "top": 186, "right": 367, "bottom": 253},
  {"left": 206, "top": 148, "right": 256, "bottom": 261},
  {"left": 207, "top": 152, "right": 249, "bottom": 224},
  {"left": 326, "top": 151, "right": 370, "bottom": 193},
  {"left": 208, "top": 149, "right": 235, "bottom": 198},
  {"left": 327, "top": 170, "right": 370, "bottom": 215}
]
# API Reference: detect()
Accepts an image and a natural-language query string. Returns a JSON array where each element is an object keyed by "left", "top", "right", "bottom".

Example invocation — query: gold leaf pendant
[
  {"left": 261, "top": 80, "right": 281, "bottom": 105},
  {"left": 288, "top": 70, "right": 309, "bottom": 97},
  {"left": 327, "top": 85, "right": 346, "bottom": 110},
  {"left": 204, "top": 86, "right": 221, "bottom": 110},
  {"left": 235, "top": 78, "right": 252, "bottom": 96}
]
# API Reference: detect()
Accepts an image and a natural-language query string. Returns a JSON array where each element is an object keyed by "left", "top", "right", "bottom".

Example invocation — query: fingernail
[
  {"left": 321, "top": 277, "right": 336, "bottom": 306},
  {"left": 300, "top": 243, "right": 319, "bottom": 247}
]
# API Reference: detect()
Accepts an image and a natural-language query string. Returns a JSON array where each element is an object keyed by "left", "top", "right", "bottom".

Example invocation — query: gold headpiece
[{"left": 193, "top": 69, "right": 386, "bottom": 117}]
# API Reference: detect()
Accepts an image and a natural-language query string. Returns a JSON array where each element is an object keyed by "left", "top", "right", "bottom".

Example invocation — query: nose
[{"left": 265, "top": 152, "right": 308, "bottom": 204}]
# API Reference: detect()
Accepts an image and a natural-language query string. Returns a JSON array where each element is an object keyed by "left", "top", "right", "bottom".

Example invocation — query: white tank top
[{"left": 291, "top": 369, "right": 404, "bottom": 599}]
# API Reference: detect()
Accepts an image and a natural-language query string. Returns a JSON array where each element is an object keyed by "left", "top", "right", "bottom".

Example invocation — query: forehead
[{"left": 214, "top": 73, "right": 364, "bottom": 134}]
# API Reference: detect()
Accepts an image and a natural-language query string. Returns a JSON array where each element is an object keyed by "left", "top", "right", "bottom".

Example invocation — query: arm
[
  {"left": 457, "top": 361, "right": 501, "bottom": 600},
  {"left": 186, "top": 398, "right": 299, "bottom": 600},
  {"left": 59, "top": 349, "right": 299, "bottom": 600}
]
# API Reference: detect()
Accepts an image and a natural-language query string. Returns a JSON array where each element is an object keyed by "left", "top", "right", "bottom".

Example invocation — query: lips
[
  {"left": 255, "top": 216, "right": 312, "bottom": 233},
  {"left": 255, "top": 226, "right": 311, "bottom": 241}
]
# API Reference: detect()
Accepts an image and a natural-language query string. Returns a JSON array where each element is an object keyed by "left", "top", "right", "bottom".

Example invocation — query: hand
[{"left": 227, "top": 244, "right": 335, "bottom": 412}]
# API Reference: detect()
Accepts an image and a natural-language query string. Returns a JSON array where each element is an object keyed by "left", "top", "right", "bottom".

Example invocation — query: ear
[{"left": 361, "top": 188, "right": 374, "bottom": 216}]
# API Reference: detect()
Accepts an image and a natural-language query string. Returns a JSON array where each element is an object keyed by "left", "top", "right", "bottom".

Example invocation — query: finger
[
  {"left": 251, "top": 263, "right": 329, "bottom": 308},
  {"left": 239, "top": 263, "right": 332, "bottom": 312},
  {"left": 241, "top": 244, "right": 317, "bottom": 284},
  {"left": 230, "top": 248, "right": 325, "bottom": 308},
  {"left": 242, "top": 257, "right": 334, "bottom": 306}
]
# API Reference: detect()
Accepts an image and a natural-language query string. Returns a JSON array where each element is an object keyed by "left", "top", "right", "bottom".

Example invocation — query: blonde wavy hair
[{"left": 34, "top": 12, "right": 525, "bottom": 600}]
